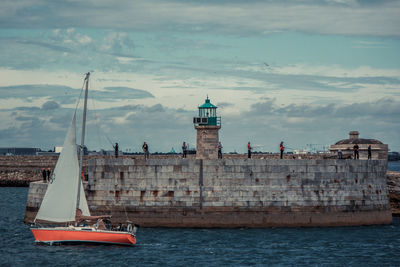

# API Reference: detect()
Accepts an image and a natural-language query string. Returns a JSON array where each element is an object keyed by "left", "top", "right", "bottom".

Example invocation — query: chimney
[{"left": 349, "top": 131, "right": 359, "bottom": 140}]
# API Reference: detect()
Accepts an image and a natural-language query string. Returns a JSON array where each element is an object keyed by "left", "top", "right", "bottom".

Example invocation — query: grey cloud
[
  {"left": 247, "top": 98, "right": 400, "bottom": 120},
  {"left": 102, "top": 87, "right": 154, "bottom": 100},
  {"left": 1, "top": 97, "right": 399, "bottom": 153},
  {"left": 334, "top": 98, "right": 400, "bottom": 118},
  {"left": 0, "top": 84, "right": 78, "bottom": 102},
  {"left": 0, "top": 33, "right": 136, "bottom": 71},
  {"left": 109, "top": 105, "right": 142, "bottom": 111},
  {"left": 100, "top": 32, "right": 134, "bottom": 55},
  {"left": 0, "top": 114, "right": 66, "bottom": 149},
  {"left": 10, "top": 107, "right": 41, "bottom": 112},
  {"left": 84, "top": 103, "right": 194, "bottom": 152},
  {"left": 146, "top": 104, "right": 164, "bottom": 113},
  {"left": 159, "top": 63, "right": 377, "bottom": 94},
  {"left": 0, "top": 36, "right": 83, "bottom": 70},
  {"left": 248, "top": 98, "right": 276, "bottom": 115},
  {"left": 0, "top": 1, "right": 399, "bottom": 37},
  {"left": 49, "top": 112, "right": 74, "bottom": 125},
  {"left": 0, "top": 85, "right": 154, "bottom": 111},
  {"left": 15, "top": 116, "right": 35, "bottom": 121},
  {"left": 216, "top": 102, "right": 234, "bottom": 108},
  {"left": 17, "top": 38, "right": 73, "bottom": 53},
  {"left": 276, "top": 103, "right": 337, "bottom": 118},
  {"left": 218, "top": 97, "right": 400, "bottom": 152},
  {"left": 42, "top": 101, "right": 60, "bottom": 110}
]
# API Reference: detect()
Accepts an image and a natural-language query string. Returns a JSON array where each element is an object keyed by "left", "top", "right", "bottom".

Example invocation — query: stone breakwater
[
  {"left": 387, "top": 170, "right": 400, "bottom": 216},
  {"left": 25, "top": 158, "right": 392, "bottom": 227},
  {"left": 0, "top": 154, "right": 326, "bottom": 186},
  {"left": 0, "top": 156, "right": 58, "bottom": 186},
  {"left": 0, "top": 155, "right": 90, "bottom": 186}
]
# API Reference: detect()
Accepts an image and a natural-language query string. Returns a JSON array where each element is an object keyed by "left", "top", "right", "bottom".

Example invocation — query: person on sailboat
[{"left": 75, "top": 208, "right": 111, "bottom": 225}]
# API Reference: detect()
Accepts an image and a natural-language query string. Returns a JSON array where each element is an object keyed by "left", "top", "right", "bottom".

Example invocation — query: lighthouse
[{"left": 193, "top": 96, "right": 221, "bottom": 159}]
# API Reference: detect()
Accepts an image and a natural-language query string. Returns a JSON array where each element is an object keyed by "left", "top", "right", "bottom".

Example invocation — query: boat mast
[{"left": 77, "top": 72, "right": 90, "bottom": 210}]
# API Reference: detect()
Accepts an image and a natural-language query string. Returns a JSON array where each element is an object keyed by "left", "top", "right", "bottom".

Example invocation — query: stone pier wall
[
  {"left": 0, "top": 156, "right": 58, "bottom": 186},
  {"left": 24, "top": 158, "right": 392, "bottom": 227}
]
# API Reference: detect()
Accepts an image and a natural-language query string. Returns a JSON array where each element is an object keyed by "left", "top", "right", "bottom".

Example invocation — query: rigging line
[
  {"left": 73, "top": 77, "right": 87, "bottom": 115},
  {"left": 88, "top": 86, "right": 104, "bottom": 150},
  {"left": 87, "top": 77, "right": 114, "bottom": 150},
  {"left": 88, "top": 81, "right": 114, "bottom": 157},
  {"left": 123, "top": 204, "right": 130, "bottom": 223},
  {"left": 89, "top": 91, "right": 115, "bottom": 149},
  {"left": 104, "top": 134, "right": 114, "bottom": 146}
]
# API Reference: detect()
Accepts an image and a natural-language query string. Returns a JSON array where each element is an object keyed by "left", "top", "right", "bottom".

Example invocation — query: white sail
[
  {"left": 79, "top": 179, "right": 90, "bottom": 216},
  {"left": 35, "top": 114, "right": 90, "bottom": 222}
]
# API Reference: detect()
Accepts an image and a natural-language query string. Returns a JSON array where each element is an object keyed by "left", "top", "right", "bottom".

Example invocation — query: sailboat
[{"left": 31, "top": 73, "right": 136, "bottom": 246}]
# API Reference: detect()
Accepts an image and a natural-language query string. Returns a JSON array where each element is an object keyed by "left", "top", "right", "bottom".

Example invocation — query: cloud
[
  {"left": 15, "top": 115, "right": 36, "bottom": 121},
  {"left": 0, "top": 1, "right": 400, "bottom": 36},
  {"left": 0, "top": 84, "right": 155, "bottom": 111},
  {"left": 0, "top": 1, "right": 398, "bottom": 153},
  {"left": 216, "top": 102, "right": 234, "bottom": 108},
  {"left": 0, "top": 84, "right": 77, "bottom": 102},
  {"left": 247, "top": 97, "right": 400, "bottom": 120},
  {"left": 100, "top": 32, "right": 134, "bottom": 56},
  {"left": 0, "top": 29, "right": 140, "bottom": 71},
  {"left": 42, "top": 101, "right": 60, "bottom": 110},
  {"left": 1, "top": 95, "right": 398, "bottom": 153},
  {"left": 217, "top": 97, "right": 400, "bottom": 152},
  {"left": 102, "top": 87, "right": 154, "bottom": 100}
]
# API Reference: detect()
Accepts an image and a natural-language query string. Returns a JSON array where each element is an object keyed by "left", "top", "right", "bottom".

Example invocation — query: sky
[{"left": 0, "top": 0, "right": 399, "bottom": 153}]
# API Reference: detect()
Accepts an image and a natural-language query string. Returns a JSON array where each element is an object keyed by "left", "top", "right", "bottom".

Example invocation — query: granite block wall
[
  {"left": 195, "top": 125, "right": 220, "bottom": 159},
  {"left": 24, "top": 158, "right": 392, "bottom": 227}
]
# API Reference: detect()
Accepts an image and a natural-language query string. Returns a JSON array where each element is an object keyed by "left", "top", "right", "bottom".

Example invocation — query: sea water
[
  {"left": 1, "top": 163, "right": 399, "bottom": 266},
  {"left": 388, "top": 161, "right": 400, "bottom": 172}
]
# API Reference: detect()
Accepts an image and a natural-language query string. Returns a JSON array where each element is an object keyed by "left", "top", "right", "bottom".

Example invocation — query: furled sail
[{"left": 35, "top": 114, "right": 90, "bottom": 222}]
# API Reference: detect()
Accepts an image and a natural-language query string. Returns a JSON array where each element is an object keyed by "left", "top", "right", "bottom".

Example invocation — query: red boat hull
[{"left": 31, "top": 227, "right": 136, "bottom": 245}]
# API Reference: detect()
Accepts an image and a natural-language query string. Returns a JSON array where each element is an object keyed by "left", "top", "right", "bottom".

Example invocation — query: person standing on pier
[
  {"left": 142, "top": 142, "right": 149, "bottom": 159},
  {"left": 113, "top": 142, "right": 119, "bottom": 158},
  {"left": 280, "top": 141, "right": 285, "bottom": 159},
  {"left": 338, "top": 149, "right": 343, "bottom": 159},
  {"left": 368, "top": 145, "right": 372, "bottom": 159},
  {"left": 218, "top": 142, "right": 223, "bottom": 159},
  {"left": 247, "top": 142, "right": 252, "bottom": 158},
  {"left": 46, "top": 168, "right": 51, "bottom": 182},
  {"left": 353, "top": 144, "right": 359, "bottom": 159},
  {"left": 42, "top": 168, "right": 47, "bottom": 182},
  {"left": 182, "top": 142, "right": 187, "bottom": 158}
]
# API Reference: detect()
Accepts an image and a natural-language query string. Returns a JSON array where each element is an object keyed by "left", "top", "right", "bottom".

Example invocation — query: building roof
[
  {"left": 334, "top": 131, "right": 384, "bottom": 145},
  {"left": 335, "top": 138, "right": 383, "bottom": 145},
  {"left": 199, "top": 97, "right": 217, "bottom": 109}
]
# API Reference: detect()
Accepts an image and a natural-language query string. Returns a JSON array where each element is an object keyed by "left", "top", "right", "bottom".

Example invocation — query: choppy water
[
  {"left": 1, "top": 163, "right": 399, "bottom": 266},
  {"left": 388, "top": 161, "right": 400, "bottom": 171}
]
